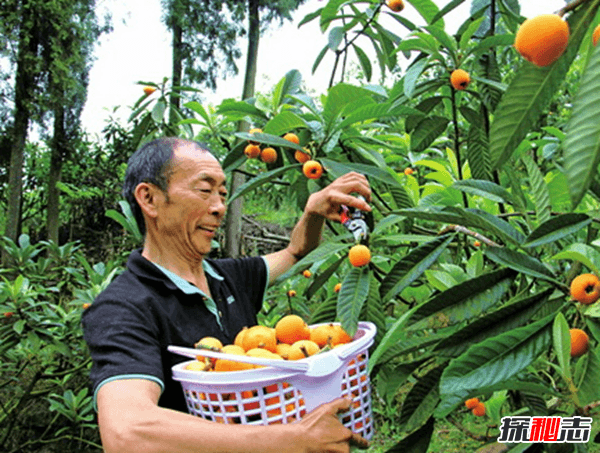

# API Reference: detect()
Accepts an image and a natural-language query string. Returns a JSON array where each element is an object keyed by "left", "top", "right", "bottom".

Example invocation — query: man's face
[{"left": 154, "top": 144, "right": 227, "bottom": 260}]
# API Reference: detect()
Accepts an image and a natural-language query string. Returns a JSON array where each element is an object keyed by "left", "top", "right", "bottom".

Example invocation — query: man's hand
[
  {"left": 304, "top": 172, "right": 371, "bottom": 223},
  {"left": 295, "top": 398, "right": 370, "bottom": 453}
]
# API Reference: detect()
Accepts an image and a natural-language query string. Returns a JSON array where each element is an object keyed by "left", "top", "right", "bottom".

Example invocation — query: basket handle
[
  {"left": 333, "top": 321, "right": 376, "bottom": 360},
  {"left": 167, "top": 346, "right": 310, "bottom": 372}
]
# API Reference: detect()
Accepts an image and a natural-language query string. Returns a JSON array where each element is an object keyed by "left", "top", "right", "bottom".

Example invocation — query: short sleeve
[{"left": 81, "top": 289, "right": 164, "bottom": 405}]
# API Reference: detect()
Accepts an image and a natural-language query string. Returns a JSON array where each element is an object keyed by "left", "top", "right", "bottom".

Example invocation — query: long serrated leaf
[
  {"left": 337, "top": 267, "right": 370, "bottom": 337},
  {"left": 550, "top": 243, "right": 600, "bottom": 275},
  {"left": 274, "top": 242, "right": 350, "bottom": 285},
  {"left": 523, "top": 214, "right": 591, "bottom": 248},
  {"left": 484, "top": 247, "right": 559, "bottom": 284},
  {"left": 489, "top": 1, "right": 600, "bottom": 169},
  {"left": 310, "top": 295, "right": 338, "bottom": 324},
  {"left": 352, "top": 44, "right": 372, "bottom": 81},
  {"left": 451, "top": 179, "right": 517, "bottom": 205},
  {"left": 453, "top": 207, "right": 526, "bottom": 245},
  {"left": 380, "top": 233, "right": 455, "bottom": 302},
  {"left": 400, "top": 364, "right": 445, "bottom": 433},
  {"left": 466, "top": 123, "right": 492, "bottom": 181},
  {"left": 576, "top": 347, "right": 600, "bottom": 406},
  {"left": 523, "top": 154, "right": 552, "bottom": 224},
  {"left": 439, "top": 315, "right": 554, "bottom": 395},
  {"left": 410, "top": 268, "right": 515, "bottom": 326},
  {"left": 434, "top": 288, "right": 555, "bottom": 358},
  {"left": 385, "top": 415, "right": 435, "bottom": 453},
  {"left": 404, "top": 58, "right": 429, "bottom": 99},
  {"left": 563, "top": 38, "right": 600, "bottom": 207},
  {"left": 320, "top": 158, "right": 397, "bottom": 185},
  {"left": 305, "top": 255, "right": 345, "bottom": 301},
  {"left": 228, "top": 164, "right": 301, "bottom": 204},
  {"left": 553, "top": 312, "right": 572, "bottom": 380},
  {"left": 263, "top": 112, "right": 307, "bottom": 137},
  {"left": 410, "top": 116, "right": 450, "bottom": 152}
]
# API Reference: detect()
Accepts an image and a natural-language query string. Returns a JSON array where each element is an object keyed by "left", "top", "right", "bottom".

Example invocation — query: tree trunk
[
  {"left": 47, "top": 104, "right": 65, "bottom": 244},
  {"left": 224, "top": 0, "right": 260, "bottom": 258},
  {"left": 3, "top": 4, "right": 36, "bottom": 264},
  {"left": 169, "top": 17, "right": 183, "bottom": 126}
]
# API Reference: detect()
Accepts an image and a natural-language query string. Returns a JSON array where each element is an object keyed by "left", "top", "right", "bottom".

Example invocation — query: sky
[{"left": 80, "top": 0, "right": 567, "bottom": 137}]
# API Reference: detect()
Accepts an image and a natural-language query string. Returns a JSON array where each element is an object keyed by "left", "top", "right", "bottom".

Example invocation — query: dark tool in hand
[{"left": 340, "top": 195, "right": 373, "bottom": 244}]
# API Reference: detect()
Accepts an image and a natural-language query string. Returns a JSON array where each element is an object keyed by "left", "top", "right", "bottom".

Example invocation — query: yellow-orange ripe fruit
[
  {"left": 260, "top": 147, "right": 277, "bottom": 164},
  {"left": 450, "top": 69, "right": 470, "bottom": 90},
  {"left": 334, "top": 283, "right": 342, "bottom": 293},
  {"left": 244, "top": 144, "right": 261, "bottom": 159},
  {"left": 570, "top": 328, "right": 589, "bottom": 358},
  {"left": 302, "top": 269, "right": 312, "bottom": 278},
  {"left": 570, "top": 273, "right": 600, "bottom": 305},
  {"left": 387, "top": 0, "right": 404, "bottom": 13},
  {"left": 302, "top": 160, "right": 323, "bottom": 179},
  {"left": 143, "top": 86, "right": 157, "bottom": 95},
  {"left": 465, "top": 397, "right": 480, "bottom": 409},
  {"left": 348, "top": 244, "right": 371, "bottom": 267},
  {"left": 514, "top": 15, "right": 569, "bottom": 67},
  {"left": 295, "top": 149, "right": 311, "bottom": 163},
  {"left": 404, "top": 168, "right": 414, "bottom": 176},
  {"left": 283, "top": 133, "right": 300, "bottom": 145},
  {"left": 593, "top": 24, "right": 600, "bottom": 47},
  {"left": 472, "top": 402, "right": 486, "bottom": 417}
]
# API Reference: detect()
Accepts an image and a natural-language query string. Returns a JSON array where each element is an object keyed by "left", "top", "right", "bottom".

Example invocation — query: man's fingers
[
  {"left": 329, "top": 397, "right": 352, "bottom": 414},
  {"left": 350, "top": 432, "right": 370, "bottom": 449}
]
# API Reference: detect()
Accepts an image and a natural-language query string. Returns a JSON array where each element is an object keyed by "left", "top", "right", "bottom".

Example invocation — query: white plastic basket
[{"left": 169, "top": 321, "right": 376, "bottom": 440}]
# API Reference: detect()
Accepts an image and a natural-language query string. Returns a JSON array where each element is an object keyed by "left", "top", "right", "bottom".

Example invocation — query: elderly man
[{"left": 82, "top": 137, "right": 372, "bottom": 453}]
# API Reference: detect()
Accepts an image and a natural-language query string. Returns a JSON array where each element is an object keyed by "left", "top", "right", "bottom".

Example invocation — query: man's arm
[
  {"left": 264, "top": 172, "right": 371, "bottom": 284},
  {"left": 97, "top": 379, "right": 365, "bottom": 453}
]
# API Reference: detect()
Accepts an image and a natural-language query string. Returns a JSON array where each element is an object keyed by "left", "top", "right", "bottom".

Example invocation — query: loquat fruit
[
  {"left": 464, "top": 397, "right": 480, "bottom": 409},
  {"left": 283, "top": 132, "right": 300, "bottom": 145},
  {"left": 387, "top": 0, "right": 404, "bottom": 13},
  {"left": 348, "top": 244, "right": 371, "bottom": 267},
  {"left": 143, "top": 86, "right": 157, "bottom": 95},
  {"left": 214, "top": 344, "right": 252, "bottom": 372},
  {"left": 275, "top": 314, "right": 311, "bottom": 345},
  {"left": 302, "top": 160, "right": 323, "bottom": 179},
  {"left": 287, "top": 289, "right": 297, "bottom": 297},
  {"left": 570, "top": 328, "right": 589, "bottom": 358},
  {"left": 474, "top": 240, "right": 481, "bottom": 247},
  {"left": 450, "top": 69, "right": 471, "bottom": 90},
  {"left": 570, "top": 273, "right": 600, "bottom": 305},
  {"left": 242, "top": 325, "right": 277, "bottom": 353},
  {"left": 246, "top": 347, "right": 283, "bottom": 368},
  {"left": 194, "top": 336, "right": 223, "bottom": 363},
  {"left": 334, "top": 282, "right": 342, "bottom": 293},
  {"left": 234, "top": 326, "right": 248, "bottom": 349},
  {"left": 260, "top": 147, "right": 278, "bottom": 164},
  {"left": 404, "top": 168, "right": 414, "bottom": 175},
  {"left": 593, "top": 24, "right": 600, "bottom": 47},
  {"left": 295, "top": 149, "right": 311, "bottom": 163},
  {"left": 310, "top": 324, "right": 337, "bottom": 348},
  {"left": 276, "top": 343, "right": 293, "bottom": 360},
  {"left": 303, "top": 269, "right": 312, "bottom": 278},
  {"left": 514, "top": 14, "right": 569, "bottom": 67},
  {"left": 288, "top": 340, "right": 320, "bottom": 360},
  {"left": 244, "top": 143, "right": 261, "bottom": 159},
  {"left": 472, "top": 402, "right": 486, "bottom": 417}
]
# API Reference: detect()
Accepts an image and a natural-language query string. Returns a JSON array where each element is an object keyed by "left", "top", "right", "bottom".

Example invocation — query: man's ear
[{"left": 134, "top": 182, "right": 163, "bottom": 221}]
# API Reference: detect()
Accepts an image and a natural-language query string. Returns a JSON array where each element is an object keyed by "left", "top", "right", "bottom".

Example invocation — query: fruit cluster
[
  {"left": 566, "top": 273, "right": 599, "bottom": 358},
  {"left": 464, "top": 397, "right": 486, "bottom": 417}
]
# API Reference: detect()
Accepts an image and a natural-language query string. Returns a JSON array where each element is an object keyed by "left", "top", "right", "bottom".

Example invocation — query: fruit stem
[{"left": 557, "top": 0, "right": 589, "bottom": 17}]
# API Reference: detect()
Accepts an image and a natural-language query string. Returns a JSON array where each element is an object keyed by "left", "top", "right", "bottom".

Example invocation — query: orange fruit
[
  {"left": 275, "top": 314, "right": 311, "bottom": 345},
  {"left": 194, "top": 336, "right": 223, "bottom": 362},
  {"left": 186, "top": 360, "right": 209, "bottom": 371},
  {"left": 246, "top": 347, "right": 283, "bottom": 368},
  {"left": 514, "top": 14, "right": 569, "bottom": 67},
  {"left": 234, "top": 327, "right": 248, "bottom": 349},
  {"left": 450, "top": 69, "right": 470, "bottom": 90},
  {"left": 249, "top": 128, "right": 262, "bottom": 135},
  {"left": 570, "top": 274, "right": 600, "bottom": 305},
  {"left": 473, "top": 240, "right": 481, "bottom": 247},
  {"left": 288, "top": 340, "right": 320, "bottom": 360},
  {"left": 348, "top": 244, "right": 371, "bottom": 267},
  {"left": 472, "top": 402, "right": 486, "bottom": 417},
  {"left": 570, "top": 328, "right": 589, "bottom": 358},
  {"left": 387, "top": 0, "right": 404, "bottom": 12},
  {"left": 143, "top": 86, "right": 156, "bottom": 95},
  {"left": 310, "top": 324, "right": 337, "bottom": 348},
  {"left": 283, "top": 132, "right": 300, "bottom": 145},
  {"left": 303, "top": 269, "right": 312, "bottom": 278},
  {"left": 331, "top": 324, "right": 352, "bottom": 345},
  {"left": 242, "top": 325, "right": 277, "bottom": 353},
  {"left": 302, "top": 160, "right": 323, "bottom": 179},
  {"left": 244, "top": 143, "right": 261, "bottom": 159},
  {"left": 287, "top": 290, "right": 297, "bottom": 297},
  {"left": 404, "top": 168, "right": 414, "bottom": 175},
  {"left": 465, "top": 397, "right": 480, "bottom": 410},
  {"left": 260, "top": 147, "right": 277, "bottom": 164},
  {"left": 593, "top": 24, "right": 600, "bottom": 46},
  {"left": 82, "top": 303, "right": 91, "bottom": 309},
  {"left": 214, "top": 345, "right": 252, "bottom": 372},
  {"left": 276, "top": 343, "right": 293, "bottom": 360},
  {"left": 241, "top": 390, "right": 259, "bottom": 411},
  {"left": 334, "top": 283, "right": 342, "bottom": 293},
  {"left": 295, "top": 149, "right": 311, "bottom": 163}
]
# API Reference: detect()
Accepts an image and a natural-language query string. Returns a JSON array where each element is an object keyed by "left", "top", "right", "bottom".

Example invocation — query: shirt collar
[{"left": 151, "top": 260, "right": 224, "bottom": 296}]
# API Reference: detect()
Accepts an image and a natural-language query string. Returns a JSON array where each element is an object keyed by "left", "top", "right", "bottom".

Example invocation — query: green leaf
[
  {"left": 263, "top": 112, "right": 307, "bottom": 137},
  {"left": 407, "top": 0, "right": 443, "bottom": 26},
  {"left": 553, "top": 312, "right": 572, "bottom": 380},
  {"left": 151, "top": 99, "right": 166, "bottom": 123},
  {"left": 384, "top": 416, "right": 435, "bottom": 453},
  {"left": 328, "top": 26, "right": 344, "bottom": 51},
  {"left": 439, "top": 315, "right": 554, "bottom": 395},
  {"left": 337, "top": 267, "right": 370, "bottom": 338},
  {"left": 466, "top": 122, "right": 492, "bottom": 181},
  {"left": 352, "top": 44, "right": 372, "bottom": 81},
  {"left": 399, "top": 364, "right": 445, "bottom": 433},
  {"left": 411, "top": 268, "right": 515, "bottom": 328},
  {"left": 235, "top": 132, "right": 304, "bottom": 151},
  {"left": 380, "top": 234, "right": 455, "bottom": 302},
  {"left": 410, "top": 116, "right": 450, "bottom": 152},
  {"left": 339, "top": 103, "right": 421, "bottom": 130},
  {"left": 320, "top": 158, "right": 397, "bottom": 185},
  {"left": 468, "top": 34, "right": 516, "bottom": 58},
  {"left": 489, "top": 1, "right": 599, "bottom": 169},
  {"left": 451, "top": 179, "right": 518, "bottom": 205},
  {"left": 228, "top": 164, "right": 301, "bottom": 204},
  {"left": 217, "top": 99, "right": 268, "bottom": 120},
  {"left": 523, "top": 214, "right": 592, "bottom": 248},
  {"left": 458, "top": 16, "right": 485, "bottom": 50},
  {"left": 484, "top": 248, "right": 559, "bottom": 284},
  {"left": 522, "top": 154, "right": 552, "bottom": 224},
  {"left": 404, "top": 58, "right": 429, "bottom": 99},
  {"left": 549, "top": 243, "right": 600, "bottom": 276},
  {"left": 323, "top": 83, "right": 374, "bottom": 126},
  {"left": 274, "top": 242, "right": 350, "bottom": 285},
  {"left": 563, "top": 38, "right": 600, "bottom": 208},
  {"left": 312, "top": 45, "right": 329, "bottom": 75},
  {"left": 305, "top": 256, "right": 344, "bottom": 301},
  {"left": 576, "top": 347, "right": 600, "bottom": 406}
]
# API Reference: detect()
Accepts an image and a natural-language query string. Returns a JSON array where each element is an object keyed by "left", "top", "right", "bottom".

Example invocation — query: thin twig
[{"left": 557, "top": 0, "right": 590, "bottom": 17}]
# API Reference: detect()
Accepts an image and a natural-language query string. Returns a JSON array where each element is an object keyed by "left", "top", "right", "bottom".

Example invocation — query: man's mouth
[{"left": 198, "top": 225, "right": 218, "bottom": 233}]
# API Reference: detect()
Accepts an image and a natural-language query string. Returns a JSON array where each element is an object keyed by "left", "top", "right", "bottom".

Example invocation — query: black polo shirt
[{"left": 81, "top": 249, "right": 269, "bottom": 413}]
